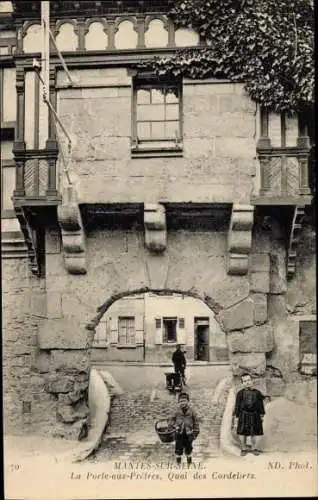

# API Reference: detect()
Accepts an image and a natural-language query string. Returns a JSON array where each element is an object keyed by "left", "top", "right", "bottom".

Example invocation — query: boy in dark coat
[
  {"left": 172, "top": 345, "right": 187, "bottom": 386},
  {"left": 170, "top": 392, "right": 200, "bottom": 465},
  {"left": 233, "top": 373, "right": 265, "bottom": 456}
]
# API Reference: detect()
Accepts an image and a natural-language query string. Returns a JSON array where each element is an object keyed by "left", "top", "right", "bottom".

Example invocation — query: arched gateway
[{"left": 36, "top": 212, "right": 282, "bottom": 439}]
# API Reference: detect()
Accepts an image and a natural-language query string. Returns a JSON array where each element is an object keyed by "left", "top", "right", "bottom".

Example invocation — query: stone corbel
[
  {"left": 57, "top": 184, "right": 87, "bottom": 274},
  {"left": 144, "top": 203, "right": 167, "bottom": 253},
  {"left": 287, "top": 206, "right": 305, "bottom": 280},
  {"left": 227, "top": 204, "right": 254, "bottom": 275}
]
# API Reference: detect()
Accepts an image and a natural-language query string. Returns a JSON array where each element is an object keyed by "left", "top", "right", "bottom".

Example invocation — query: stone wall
[
  {"left": 3, "top": 217, "right": 315, "bottom": 437},
  {"left": 57, "top": 71, "right": 256, "bottom": 204},
  {"left": 268, "top": 221, "right": 316, "bottom": 380},
  {"left": 35, "top": 225, "right": 271, "bottom": 437},
  {"left": 2, "top": 260, "right": 57, "bottom": 435}
]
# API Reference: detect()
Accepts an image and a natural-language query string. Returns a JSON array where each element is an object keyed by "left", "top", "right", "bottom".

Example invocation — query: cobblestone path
[{"left": 88, "top": 365, "right": 231, "bottom": 463}]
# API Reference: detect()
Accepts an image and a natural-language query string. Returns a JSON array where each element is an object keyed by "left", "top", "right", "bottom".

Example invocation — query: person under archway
[{"left": 172, "top": 344, "right": 187, "bottom": 387}]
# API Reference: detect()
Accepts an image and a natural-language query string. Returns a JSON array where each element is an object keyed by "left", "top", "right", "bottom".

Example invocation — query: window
[
  {"left": 132, "top": 79, "right": 183, "bottom": 157},
  {"left": 118, "top": 316, "right": 136, "bottom": 345},
  {"left": 163, "top": 317, "right": 177, "bottom": 343}
]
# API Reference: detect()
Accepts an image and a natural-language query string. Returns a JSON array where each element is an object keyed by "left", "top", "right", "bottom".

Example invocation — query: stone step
[{"left": 1, "top": 236, "right": 28, "bottom": 258}]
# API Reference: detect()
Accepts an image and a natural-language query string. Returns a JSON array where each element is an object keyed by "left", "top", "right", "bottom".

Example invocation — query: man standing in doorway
[
  {"left": 233, "top": 373, "right": 266, "bottom": 456},
  {"left": 172, "top": 344, "right": 187, "bottom": 387}
]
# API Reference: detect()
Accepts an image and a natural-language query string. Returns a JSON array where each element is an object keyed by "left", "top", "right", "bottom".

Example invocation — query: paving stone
[{"left": 88, "top": 368, "right": 231, "bottom": 463}]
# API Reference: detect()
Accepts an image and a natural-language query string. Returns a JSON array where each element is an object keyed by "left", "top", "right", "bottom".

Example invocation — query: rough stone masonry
[{"left": 3, "top": 70, "right": 316, "bottom": 439}]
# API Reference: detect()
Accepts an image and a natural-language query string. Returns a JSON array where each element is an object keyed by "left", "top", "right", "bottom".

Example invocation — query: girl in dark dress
[{"left": 233, "top": 373, "right": 265, "bottom": 456}]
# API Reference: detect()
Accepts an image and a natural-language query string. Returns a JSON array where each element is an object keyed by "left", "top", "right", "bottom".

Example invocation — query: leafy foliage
[{"left": 138, "top": 0, "right": 314, "bottom": 113}]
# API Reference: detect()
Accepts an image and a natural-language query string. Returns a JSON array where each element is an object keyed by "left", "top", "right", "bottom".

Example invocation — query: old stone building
[
  {"left": 1, "top": 0, "right": 316, "bottom": 439},
  {"left": 92, "top": 292, "right": 229, "bottom": 362}
]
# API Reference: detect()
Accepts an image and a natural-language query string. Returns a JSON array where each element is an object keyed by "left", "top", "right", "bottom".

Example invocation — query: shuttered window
[
  {"left": 118, "top": 316, "right": 136, "bottom": 345},
  {"left": 163, "top": 317, "right": 177, "bottom": 343},
  {"left": 179, "top": 317, "right": 185, "bottom": 329}
]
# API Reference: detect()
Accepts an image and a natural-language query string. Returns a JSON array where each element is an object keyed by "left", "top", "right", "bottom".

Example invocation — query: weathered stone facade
[
  {"left": 57, "top": 75, "right": 256, "bottom": 205},
  {"left": 1, "top": 1, "right": 315, "bottom": 441},
  {"left": 4, "top": 215, "right": 315, "bottom": 438}
]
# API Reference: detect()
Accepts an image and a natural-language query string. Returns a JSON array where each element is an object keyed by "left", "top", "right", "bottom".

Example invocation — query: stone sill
[
  {"left": 111, "top": 344, "right": 144, "bottom": 349},
  {"left": 131, "top": 146, "right": 183, "bottom": 159},
  {"left": 158, "top": 343, "right": 182, "bottom": 347}
]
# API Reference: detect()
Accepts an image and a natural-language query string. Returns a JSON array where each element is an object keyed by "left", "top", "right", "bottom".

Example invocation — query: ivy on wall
[{"left": 138, "top": 0, "right": 314, "bottom": 114}]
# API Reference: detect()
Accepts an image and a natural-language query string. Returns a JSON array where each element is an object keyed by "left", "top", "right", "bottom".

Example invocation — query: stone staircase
[{"left": 1, "top": 231, "right": 28, "bottom": 259}]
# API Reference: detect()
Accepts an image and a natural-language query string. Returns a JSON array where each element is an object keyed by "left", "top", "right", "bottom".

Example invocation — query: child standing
[
  {"left": 170, "top": 392, "right": 200, "bottom": 465},
  {"left": 233, "top": 373, "right": 266, "bottom": 456}
]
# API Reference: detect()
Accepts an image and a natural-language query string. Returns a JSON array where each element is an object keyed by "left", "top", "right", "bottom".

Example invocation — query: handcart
[{"left": 165, "top": 371, "right": 183, "bottom": 393}]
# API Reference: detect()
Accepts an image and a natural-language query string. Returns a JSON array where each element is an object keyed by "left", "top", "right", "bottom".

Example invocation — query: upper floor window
[{"left": 131, "top": 78, "right": 183, "bottom": 158}]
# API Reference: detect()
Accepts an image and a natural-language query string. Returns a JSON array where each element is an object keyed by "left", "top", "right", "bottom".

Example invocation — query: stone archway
[{"left": 38, "top": 219, "right": 281, "bottom": 439}]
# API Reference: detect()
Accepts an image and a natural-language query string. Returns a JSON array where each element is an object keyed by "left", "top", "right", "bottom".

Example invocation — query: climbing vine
[{"left": 138, "top": 0, "right": 314, "bottom": 114}]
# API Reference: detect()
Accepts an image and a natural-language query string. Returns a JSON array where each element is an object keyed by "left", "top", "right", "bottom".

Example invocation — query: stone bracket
[
  {"left": 287, "top": 206, "right": 305, "bottom": 280},
  {"left": 227, "top": 204, "right": 254, "bottom": 276},
  {"left": 57, "top": 184, "right": 87, "bottom": 274},
  {"left": 15, "top": 206, "right": 41, "bottom": 276},
  {"left": 144, "top": 203, "right": 167, "bottom": 253}
]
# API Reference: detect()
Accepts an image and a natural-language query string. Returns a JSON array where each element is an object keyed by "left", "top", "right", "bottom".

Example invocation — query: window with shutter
[
  {"left": 179, "top": 317, "right": 185, "bottom": 329},
  {"left": 109, "top": 316, "right": 119, "bottom": 344},
  {"left": 163, "top": 317, "right": 177, "bottom": 343},
  {"left": 105, "top": 319, "right": 110, "bottom": 345},
  {"left": 135, "top": 314, "right": 144, "bottom": 344},
  {"left": 118, "top": 316, "right": 136, "bottom": 345},
  {"left": 155, "top": 317, "right": 163, "bottom": 344}
]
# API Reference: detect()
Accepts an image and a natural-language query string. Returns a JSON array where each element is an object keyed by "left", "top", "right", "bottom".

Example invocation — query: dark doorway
[
  {"left": 194, "top": 317, "right": 210, "bottom": 361},
  {"left": 299, "top": 320, "right": 317, "bottom": 356}
]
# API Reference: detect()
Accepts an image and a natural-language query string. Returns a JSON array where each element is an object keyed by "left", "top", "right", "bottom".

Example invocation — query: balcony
[
  {"left": 252, "top": 146, "right": 312, "bottom": 206},
  {"left": 10, "top": 146, "right": 61, "bottom": 276},
  {"left": 251, "top": 108, "right": 313, "bottom": 207},
  {"left": 12, "top": 147, "right": 61, "bottom": 207}
]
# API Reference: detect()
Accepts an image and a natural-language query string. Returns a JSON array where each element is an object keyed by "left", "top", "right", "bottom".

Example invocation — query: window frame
[
  {"left": 131, "top": 76, "right": 183, "bottom": 158},
  {"left": 162, "top": 316, "right": 178, "bottom": 344},
  {"left": 118, "top": 316, "right": 136, "bottom": 347}
]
